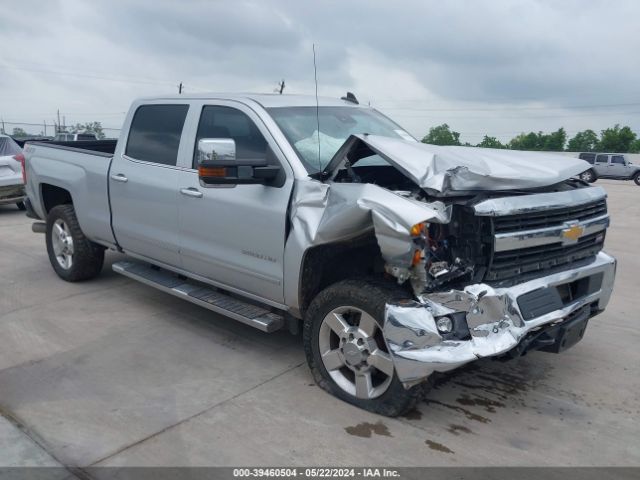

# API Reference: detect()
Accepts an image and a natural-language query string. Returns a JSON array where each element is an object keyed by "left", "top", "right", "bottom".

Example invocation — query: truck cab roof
[{"left": 135, "top": 93, "right": 366, "bottom": 109}]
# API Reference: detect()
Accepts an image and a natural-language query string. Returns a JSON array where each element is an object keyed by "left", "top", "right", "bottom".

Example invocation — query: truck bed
[
  {"left": 26, "top": 139, "right": 118, "bottom": 155},
  {"left": 25, "top": 141, "right": 117, "bottom": 247}
]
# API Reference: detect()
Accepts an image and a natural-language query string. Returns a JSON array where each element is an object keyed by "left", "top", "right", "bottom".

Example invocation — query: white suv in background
[{"left": 0, "top": 134, "right": 26, "bottom": 210}]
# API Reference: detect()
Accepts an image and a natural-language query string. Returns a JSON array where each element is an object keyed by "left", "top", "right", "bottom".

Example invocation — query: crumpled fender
[{"left": 283, "top": 179, "right": 450, "bottom": 311}]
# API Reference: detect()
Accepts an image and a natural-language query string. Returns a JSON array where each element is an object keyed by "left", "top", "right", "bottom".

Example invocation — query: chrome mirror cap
[{"left": 197, "top": 138, "right": 236, "bottom": 164}]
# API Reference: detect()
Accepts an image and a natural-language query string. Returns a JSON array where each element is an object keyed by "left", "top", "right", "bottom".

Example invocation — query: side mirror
[{"left": 197, "top": 138, "right": 280, "bottom": 185}]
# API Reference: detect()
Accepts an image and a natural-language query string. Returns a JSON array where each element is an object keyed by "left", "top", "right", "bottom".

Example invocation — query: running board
[{"left": 112, "top": 260, "right": 284, "bottom": 332}]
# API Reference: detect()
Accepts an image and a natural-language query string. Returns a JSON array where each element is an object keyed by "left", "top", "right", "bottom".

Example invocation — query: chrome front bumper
[{"left": 383, "top": 251, "right": 617, "bottom": 386}]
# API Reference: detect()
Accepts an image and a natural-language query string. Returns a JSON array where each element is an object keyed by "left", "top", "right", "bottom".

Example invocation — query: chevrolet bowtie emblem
[{"left": 561, "top": 223, "right": 585, "bottom": 243}]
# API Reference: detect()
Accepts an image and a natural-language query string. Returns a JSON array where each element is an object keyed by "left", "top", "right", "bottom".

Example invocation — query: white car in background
[{"left": 0, "top": 134, "right": 26, "bottom": 210}]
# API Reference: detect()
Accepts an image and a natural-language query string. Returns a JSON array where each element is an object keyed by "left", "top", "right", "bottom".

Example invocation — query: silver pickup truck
[{"left": 23, "top": 93, "right": 616, "bottom": 416}]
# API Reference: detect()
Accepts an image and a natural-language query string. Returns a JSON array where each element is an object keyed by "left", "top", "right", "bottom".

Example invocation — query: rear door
[
  {"left": 176, "top": 102, "right": 293, "bottom": 303},
  {"left": 594, "top": 154, "right": 609, "bottom": 176},
  {"left": 110, "top": 103, "right": 189, "bottom": 268}
]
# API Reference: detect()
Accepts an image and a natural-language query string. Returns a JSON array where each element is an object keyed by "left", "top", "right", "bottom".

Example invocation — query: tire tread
[
  {"left": 46, "top": 204, "right": 104, "bottom": 282},
  {"left": 303, "top": 278, "right": 430, "bottom": 417}
]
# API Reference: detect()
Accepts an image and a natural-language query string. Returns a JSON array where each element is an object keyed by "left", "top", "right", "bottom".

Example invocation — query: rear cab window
[{"left": 126, "top": 104, "right": 189, "bottom": 166}]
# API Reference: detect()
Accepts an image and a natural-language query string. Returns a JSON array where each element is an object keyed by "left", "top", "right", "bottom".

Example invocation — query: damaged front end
[
  {"left": 385, "top": 251, "right": 616, "bottom": 386},
  {"left": 290, "top": 133, "right": 616, "bottom": 388},
  {"left": 380, "top": 185, "right": 616, "bottom": 387}
]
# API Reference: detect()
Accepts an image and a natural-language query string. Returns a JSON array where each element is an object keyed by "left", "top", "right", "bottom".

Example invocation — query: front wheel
[
  {"left": 303, "top": 279, "right": 428, "bottom": 416},
  {"left": 580, "top": 169, "right": 597, "bottom": 183},
  {"left": 46, "top": 204, "right": 105, "bottom": 282},
  {"left": 634, "top": 172, "right": 640, "bottom": 186}
]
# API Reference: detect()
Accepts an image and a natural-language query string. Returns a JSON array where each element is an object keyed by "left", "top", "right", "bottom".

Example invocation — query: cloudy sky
[{"left": 1, "top": 0, "right": 639, "bottom": 143}]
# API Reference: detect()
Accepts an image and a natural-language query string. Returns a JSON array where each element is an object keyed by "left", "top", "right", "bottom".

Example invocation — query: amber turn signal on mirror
[{"left": 198, "top": 166, "right": 227, "bottom": 177}]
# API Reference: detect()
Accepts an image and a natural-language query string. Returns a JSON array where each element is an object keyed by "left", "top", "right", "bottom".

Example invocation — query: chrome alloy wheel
[
  {"left": 51, "top": 218, "right": 74, "bottom": 270},
  {"left": 318, "top": 306, "right": 394, "bottom": 399}
]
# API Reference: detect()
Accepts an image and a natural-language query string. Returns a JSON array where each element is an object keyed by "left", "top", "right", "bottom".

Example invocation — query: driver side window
[{"left": 193, "top": 106, "right": 268, "bottom": 169}]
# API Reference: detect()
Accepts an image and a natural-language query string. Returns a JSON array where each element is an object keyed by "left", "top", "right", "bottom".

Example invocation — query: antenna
[{"left": 313, "top": 43, "right": 321, "bottom": 172}]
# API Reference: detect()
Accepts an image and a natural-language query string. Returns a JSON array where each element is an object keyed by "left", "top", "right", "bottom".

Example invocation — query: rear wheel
[
  {"left": 16, "top": 201, "right": 26, "bottom": 211},
  {"left": 634, "top": 172, "right": 640, "bottom": 186},
  {"left": 303, "top": 279, "right": 428, "bottom": 416},
  {"left": 46, "top": 204, "right": 105, "bottom": 281},
  {"left": 580, "top": 169, "right": 597, "bottom": 183}
]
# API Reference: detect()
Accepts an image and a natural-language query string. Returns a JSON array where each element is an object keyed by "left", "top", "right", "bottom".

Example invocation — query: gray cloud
[{"left": 1, "top": 0, "right": 639, "bottom": 143}]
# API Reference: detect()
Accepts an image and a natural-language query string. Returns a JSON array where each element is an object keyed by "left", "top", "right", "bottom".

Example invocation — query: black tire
[
  {"left": 634, "top": 172, "right": 640, "bottom": 186},
  {"left": 580, "top": 169, "right": 597, "bottom": 183},
  {"left": 16, "top": 201, "right": 26, "bottom": 211},
  {"left": 303, "top": 278, "right": 429, "bottom": 416},
  {"left": 46, "top": 204, "right": 105, "bottom": 282}
]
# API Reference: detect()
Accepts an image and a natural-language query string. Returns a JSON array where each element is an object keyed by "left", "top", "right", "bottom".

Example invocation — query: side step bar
[{"left": 112, "top": 260, "right": 284, "bottom": 332}]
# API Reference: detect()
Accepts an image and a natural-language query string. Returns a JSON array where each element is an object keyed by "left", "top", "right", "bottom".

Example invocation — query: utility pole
[
  {"left": 178, "top": 82, "right": 183, "bottom": 94},
  {"left": 44, "top": 121, "right": 47, "bottom": 137},
  {"left": 57, "top": 110, "right": 61, "bottom": 134},
  {"left": 1, "top": 117, "right": 5, "bottom": 134}
]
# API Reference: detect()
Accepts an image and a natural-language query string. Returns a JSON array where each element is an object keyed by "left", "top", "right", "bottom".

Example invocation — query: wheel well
[
  {"left": 298, "top": 234, "right": 389, "bottom": 317},
  {"left": 41, "top": 184, "right": 73, "bottom": 213}
]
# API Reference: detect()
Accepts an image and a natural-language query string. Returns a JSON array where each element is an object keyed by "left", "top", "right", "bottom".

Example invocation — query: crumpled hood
[{"left": 328, "top": 134, "right": 591, "bottom": 195}]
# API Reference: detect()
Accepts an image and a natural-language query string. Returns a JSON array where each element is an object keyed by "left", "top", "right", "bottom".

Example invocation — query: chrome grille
[
  {"left": 493, "top": 199, "right": 607, "bottom": 233},
  {"left": 486, "top": 232, "right": 605, "bottom": 283},
  {"left": 479, "top": 196, "right": 608, "bottom": 285}
]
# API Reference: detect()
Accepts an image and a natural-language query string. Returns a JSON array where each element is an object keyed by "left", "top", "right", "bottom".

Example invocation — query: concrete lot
[{"left": 0, "top": 180, "right": 638, "bottom": 471}]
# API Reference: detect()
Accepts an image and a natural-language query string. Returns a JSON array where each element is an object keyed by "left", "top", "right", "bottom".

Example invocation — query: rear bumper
[
  {"left": 0, "top": 184, "right": 25, "bottom": 205},
  {"left": 383, "top": 251, "right": 616, "bottom": 385}
]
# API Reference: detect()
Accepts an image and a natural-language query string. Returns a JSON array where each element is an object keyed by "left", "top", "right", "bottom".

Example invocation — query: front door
[
  {"left": 110, "top": 103, "right": 189, "bottom": 268},
  {"left": 609, "top": 155, "right": 629, "bottom": 178},
  {"left": 177, "top": 104, "right": 293, "bottom": 303}
]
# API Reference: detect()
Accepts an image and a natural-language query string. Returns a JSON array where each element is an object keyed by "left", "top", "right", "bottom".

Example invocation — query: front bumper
[
  {"left": 0, "top": 184, "right": 25, "bottom": 205},
  {"left": 383, "top": 251, "right": 616, "bottom": 385}
]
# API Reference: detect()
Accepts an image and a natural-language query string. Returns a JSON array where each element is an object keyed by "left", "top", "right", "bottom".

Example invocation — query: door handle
[
  {"left": 180, "top": 187, "right": 203, "bottom": 198},
  {"left": 110, "top": 173, "right": 128, "bottom": 183}
]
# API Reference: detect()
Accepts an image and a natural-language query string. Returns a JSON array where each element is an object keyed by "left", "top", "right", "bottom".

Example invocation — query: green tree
[
  {"left": 508, "top": 128, "right": 566, "bottom": 151},
  {"left": 476, "top": 135, "right": 505, "bottom": 149},
  {"left": 70, "top": 121, "right": 105, "bottom": 139},
  {"left": 597, "top": 124, "right": 636, "bottom": 152},
  {"left": 421, "top": 123, "right": 461, "bottom": 146},
  {"left": 566, "top": 129, "right": 599, "bottom": 152},
  {"left": 629, "top": 138, "right": 640, "bottom": 154},
  {"left": 542, "top": 127, "right": 566, "bottom": 151},
  {"left": 11, "top": 127, "right": 28, "bottom": 137},
  {"left": 509, "top": 132, "right": 544, "bottom": 150}
]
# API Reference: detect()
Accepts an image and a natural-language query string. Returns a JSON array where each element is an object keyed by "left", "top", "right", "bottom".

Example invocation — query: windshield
[{"left": 267, "top": 106, "right": 414, "bottom": 173}]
